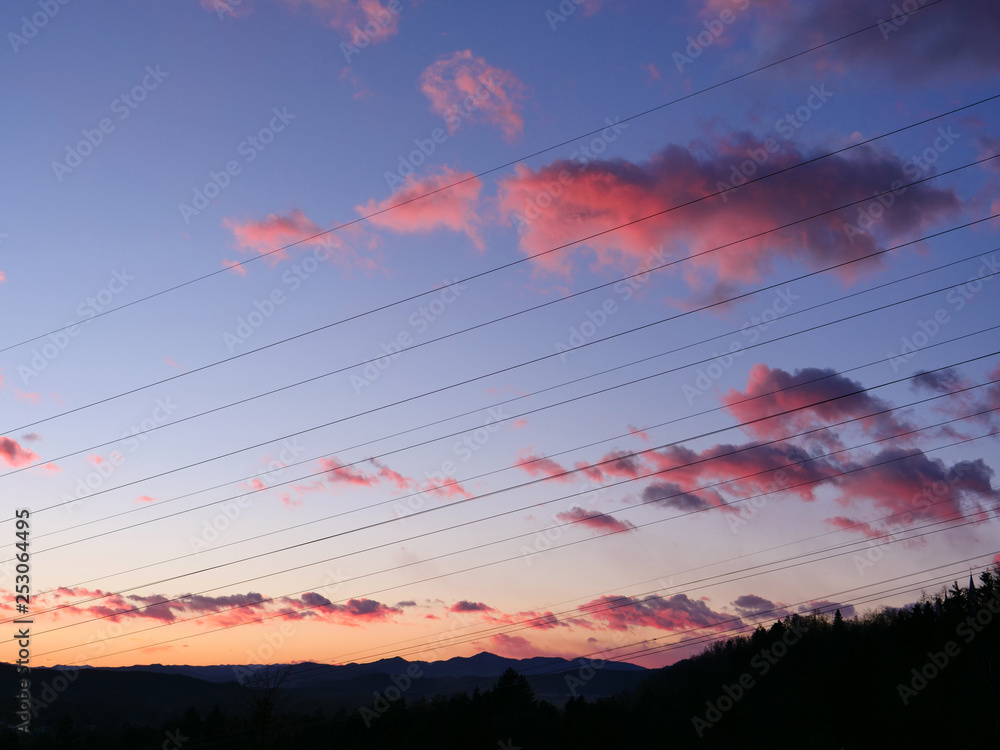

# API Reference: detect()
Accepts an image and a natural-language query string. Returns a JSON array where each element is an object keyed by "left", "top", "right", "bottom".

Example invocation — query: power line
[
  {"left": 7, "top": 217, "right": 996, "bottom": 500},
  {"left": 0, "top": 0, "right": 953, "bottom": 358},
  {"left": 35, "top": 479, "right": 999, "bottom": 663},
  {"left": 4, "top": 137, "right": 995, "bottom": 441},
  {"left": 141, "top": 556, "right": 996, "bottom": 749},
  {"left": 157, "top": 557, "right": 996, "bottom": 750},
  {"left": 18, "top": 338, "right": 999, "bottom": 561},
  {"left": 294, "top": 491, "right": 999, "bottom": 671},
  {"left": 22, "top": 373, "right": 996, "bottom": 626},
  {"left": 14, "top": 317, "right": 996, "bottom": 598},
  {"left": 279, "top": 525, "right": 999, "bottom": 676},
  {"left": 16, "top": 365, "right": 999, "bottom": 626},
  {"left": 29, "top": 415, "right": 1000, "bottom": 651},
  {"left": 10, "top": 216, "right": 998, "bottom": 532},
  {"left": 22, "top": 244, "right": 1000, "bottom": 537},
  {"left": 29, "top": 385, "right": 999, "bottom": 647}
]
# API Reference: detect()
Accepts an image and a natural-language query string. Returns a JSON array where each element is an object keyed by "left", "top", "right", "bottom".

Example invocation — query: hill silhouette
[{"left": 3, "top": 566, "right": 997, "bottom": 748}]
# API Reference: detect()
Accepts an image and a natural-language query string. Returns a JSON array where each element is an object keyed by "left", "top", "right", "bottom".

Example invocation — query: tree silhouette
[
  {"left": 833, "top": 608, "right": 845, "bottom": 633},
  {"left": 236, "top": 664, "right": 294, "bottom": 748}
]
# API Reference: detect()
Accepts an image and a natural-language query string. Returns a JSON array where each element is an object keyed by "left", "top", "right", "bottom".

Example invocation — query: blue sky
[{"left": 0, "top": 0, "right": 998, "bottom": 668}]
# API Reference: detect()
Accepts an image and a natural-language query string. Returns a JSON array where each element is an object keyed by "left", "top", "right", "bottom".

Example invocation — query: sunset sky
[{"left": 1, "top": 0, "right": 998, "bottom": 672}]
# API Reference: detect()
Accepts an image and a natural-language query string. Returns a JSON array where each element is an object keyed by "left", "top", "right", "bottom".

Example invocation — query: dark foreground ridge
[{"left": 3, "top": 568, "right": 998, "bottom": 749}]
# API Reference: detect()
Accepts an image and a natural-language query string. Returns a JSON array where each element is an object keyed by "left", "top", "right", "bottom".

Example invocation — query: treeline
[{"left": 5, "top": 567, "right": 999, "bottom": 749}]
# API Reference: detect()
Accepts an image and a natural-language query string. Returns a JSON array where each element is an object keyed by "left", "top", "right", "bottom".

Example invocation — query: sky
[{"left": 0, "top": 0, "right": 998, "bottom": 671}]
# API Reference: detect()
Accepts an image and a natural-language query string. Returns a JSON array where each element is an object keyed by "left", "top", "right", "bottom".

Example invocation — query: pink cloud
[
  {"left": 210, "top": 0, "right": 402, "bottom": 43},
  {"left": 831, "top": 450, "right": 997, "bottom": 525},
  {"left": 278, "top": 480, "right": 327, "bottom": 509},
  {"left": 421, "top": 477, "right": 472, "bottom": 500},
  {"left": 200, "top": 0, "right": 254, "bottom": 19},
  {"left": 824, "top": 515, "right": 883, "bottom": 540},
  {"left": 314, "top": 455, "right": 454, "bottom": 501},
  {"left": 647, "top": 439, "right": 842, "bottom": 505},
  {"left": 730, "top": 593, "right": 791, "bottom": 621},
  {"left": 223, "top": 209, "right": 377, "bottom": 271},
  {"left": 319, "top": 457, "right": 379, "bottom": 487},
  {"left": 372, "top": 459, "right": 414, "bottom": 491},
  {"left": 722, "top": 363, "right": 913, "bottom": 448},
  {"left": 134, "top": 495, "right": 157, "bottom": 504},
  {"left": 281, "top": 0, "right": 401, "bottom": 44},
  {"left": 573, "top": 449, "right": 649, "bottom": 484},
  {"left": 628, "top": 425, "right": 650, "bottom": 441},
  {"left": 223, "top": 209, "right": 325, "bottom": 261},
  {"left": 14, "top": 389, "right": 41, "bottom": 404},
  {"left": 910, "top": 365, "right": 1000, "bottom": 437},
  {"left": 515, "top": 450, "right": 574, "bottom": 482},
  {"left": 243, "top": 478, "right": 268, "bottom": 492},
  {"left": 419, "top": 50, "right": 527, "bottom": 142},
  {"left": 222, "top": 258, "right": 248, "bottom": 276},
  {"left": 496, "top": 136, "right": 960, "bottom": 285},
  {"left": 485, "top": 633, "right": 538, "bottom": 658},
  {"left": 734, "top": 0, "right": 1000, "bottom": 81},
  {"left": 0, "top": 437, "right": 38, "bottom": 468},
  {"left": 357, "top": 167, "right": 484, "bottom": 250},
  {"left": 555, "top": 506, "right": 636, "bottom": 534},
  {"left": 32, "top": 585, "right": 401, "bottom": 628},
  {"left": 578, "top": 593, "right": 734, "bottom": 633},
  {"left": 296, "top": 593, "right": 403, "bottom": 625}
]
